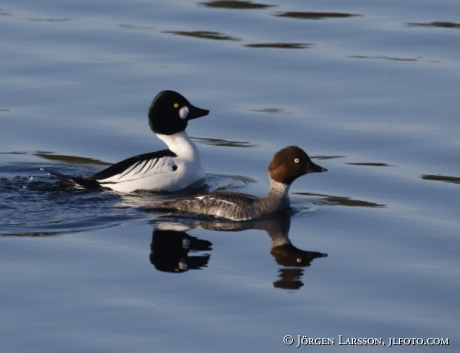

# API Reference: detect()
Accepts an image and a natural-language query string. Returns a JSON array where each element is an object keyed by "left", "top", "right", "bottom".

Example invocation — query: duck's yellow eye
[
  {"left": 173, "top": 103, "right": 179, "bottom": 109},
  {"left": 294, "top": 158, "right": 300, "bottom": 163}
]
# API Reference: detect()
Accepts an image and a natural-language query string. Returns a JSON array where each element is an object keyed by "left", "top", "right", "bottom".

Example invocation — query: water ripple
[
  {"left": 163, "top": 30, "right": 240, "bottom": 41},
  {"left": 0, "top": 163, "right": 258, "bottom": 235},
  {"left": 200, "top": 1, "right": 275, "bottom": 10}
]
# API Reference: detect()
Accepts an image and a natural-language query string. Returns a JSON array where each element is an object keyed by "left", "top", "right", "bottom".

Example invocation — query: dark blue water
[{"left": 1, "top": 0, "right": 459, "bottom": 352}]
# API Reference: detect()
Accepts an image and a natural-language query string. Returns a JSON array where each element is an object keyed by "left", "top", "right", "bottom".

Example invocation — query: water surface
[{"left": 1, "top": 0, "right": 459, "bottom": 352}]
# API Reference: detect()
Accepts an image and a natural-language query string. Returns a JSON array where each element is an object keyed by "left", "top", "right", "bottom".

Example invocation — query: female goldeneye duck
[
  {"left": 45, "top": 90, "right": 210, "bottom": 193},
  {"left": 143, "top": 146, "right": 327, "bottom": 221}
]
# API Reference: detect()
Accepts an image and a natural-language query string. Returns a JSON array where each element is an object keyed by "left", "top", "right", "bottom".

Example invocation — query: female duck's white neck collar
[{"left": 267, "top": 179, "right": 291, "bottom": 200}]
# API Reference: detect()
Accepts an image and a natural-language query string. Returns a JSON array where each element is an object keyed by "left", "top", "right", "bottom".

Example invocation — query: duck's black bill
[
  {"left": 308, "top": 161, "right": 328, "bottom": 173},
  {"left": 188, "top": 105, "right": 210, "bottom": 120}
]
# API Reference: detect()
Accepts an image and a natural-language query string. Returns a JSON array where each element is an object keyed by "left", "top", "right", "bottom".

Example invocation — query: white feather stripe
[
  {"left": 98, "top": 157, "right": 177, "bottom": 183},
  {"left": 145, "top": 158, "right": 154, "bottom": 172},
  {"left": 118, "top": 162, "right": 140, "bottom": 179},
  {"left": 137, "top": 160, "right": 149, "bottom": 175}
]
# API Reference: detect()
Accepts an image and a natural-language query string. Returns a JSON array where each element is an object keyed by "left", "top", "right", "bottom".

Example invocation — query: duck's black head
[{"left": 148, "top": 90, "right": 209, "bottom": 135}]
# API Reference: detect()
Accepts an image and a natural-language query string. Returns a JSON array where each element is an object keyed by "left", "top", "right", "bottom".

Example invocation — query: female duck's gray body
[{"left": 144, "top": 146, "right": 327, "bottom": 221}]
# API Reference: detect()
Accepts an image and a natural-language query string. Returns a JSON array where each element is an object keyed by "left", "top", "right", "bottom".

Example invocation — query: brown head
[{"left": 268, "top": 146, "right": 327, "bottom": 184}]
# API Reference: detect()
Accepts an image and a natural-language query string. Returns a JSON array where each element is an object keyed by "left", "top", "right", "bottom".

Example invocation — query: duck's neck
[
  {"left": 252, "top": 180, "right": 291, "bottom": 216},
  {"left": 157, "top": 131, "right": 199, "bottom": 160},
  {"left": 265, "top": 179, "right": 291, "bottom": 207}
]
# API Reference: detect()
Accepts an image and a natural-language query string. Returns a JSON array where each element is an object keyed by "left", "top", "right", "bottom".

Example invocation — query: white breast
[{"left": 99, "top": 131, "right": 205, "bottom": 193}]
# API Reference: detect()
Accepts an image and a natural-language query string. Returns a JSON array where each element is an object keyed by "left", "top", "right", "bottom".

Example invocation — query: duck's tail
[{"left": 41, "top": 168, "right": 101, "bottom": 189}]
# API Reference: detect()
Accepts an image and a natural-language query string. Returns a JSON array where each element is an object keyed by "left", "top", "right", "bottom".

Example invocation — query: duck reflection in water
[
  {"left": 150, "top": 227, "right": 212, "bottom": 273},
  {"left": 267, "top": 218, "right": 327, "bottom": 290},
  {"left": 151, "top": 213, "right": 327, "bottom": 289}
]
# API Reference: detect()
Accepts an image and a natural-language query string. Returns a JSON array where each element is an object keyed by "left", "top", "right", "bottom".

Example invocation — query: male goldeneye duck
[
  {"left": 45, "top": 90, "right": 210, "bottom": 193},
  {"left": 143, "top": 146, "right": 327, "bottom": 221}
]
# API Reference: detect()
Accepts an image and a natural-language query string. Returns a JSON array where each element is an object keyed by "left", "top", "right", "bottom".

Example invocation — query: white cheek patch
[{"left": 179, "top": 106, "right": 189, "bottom": 120}]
